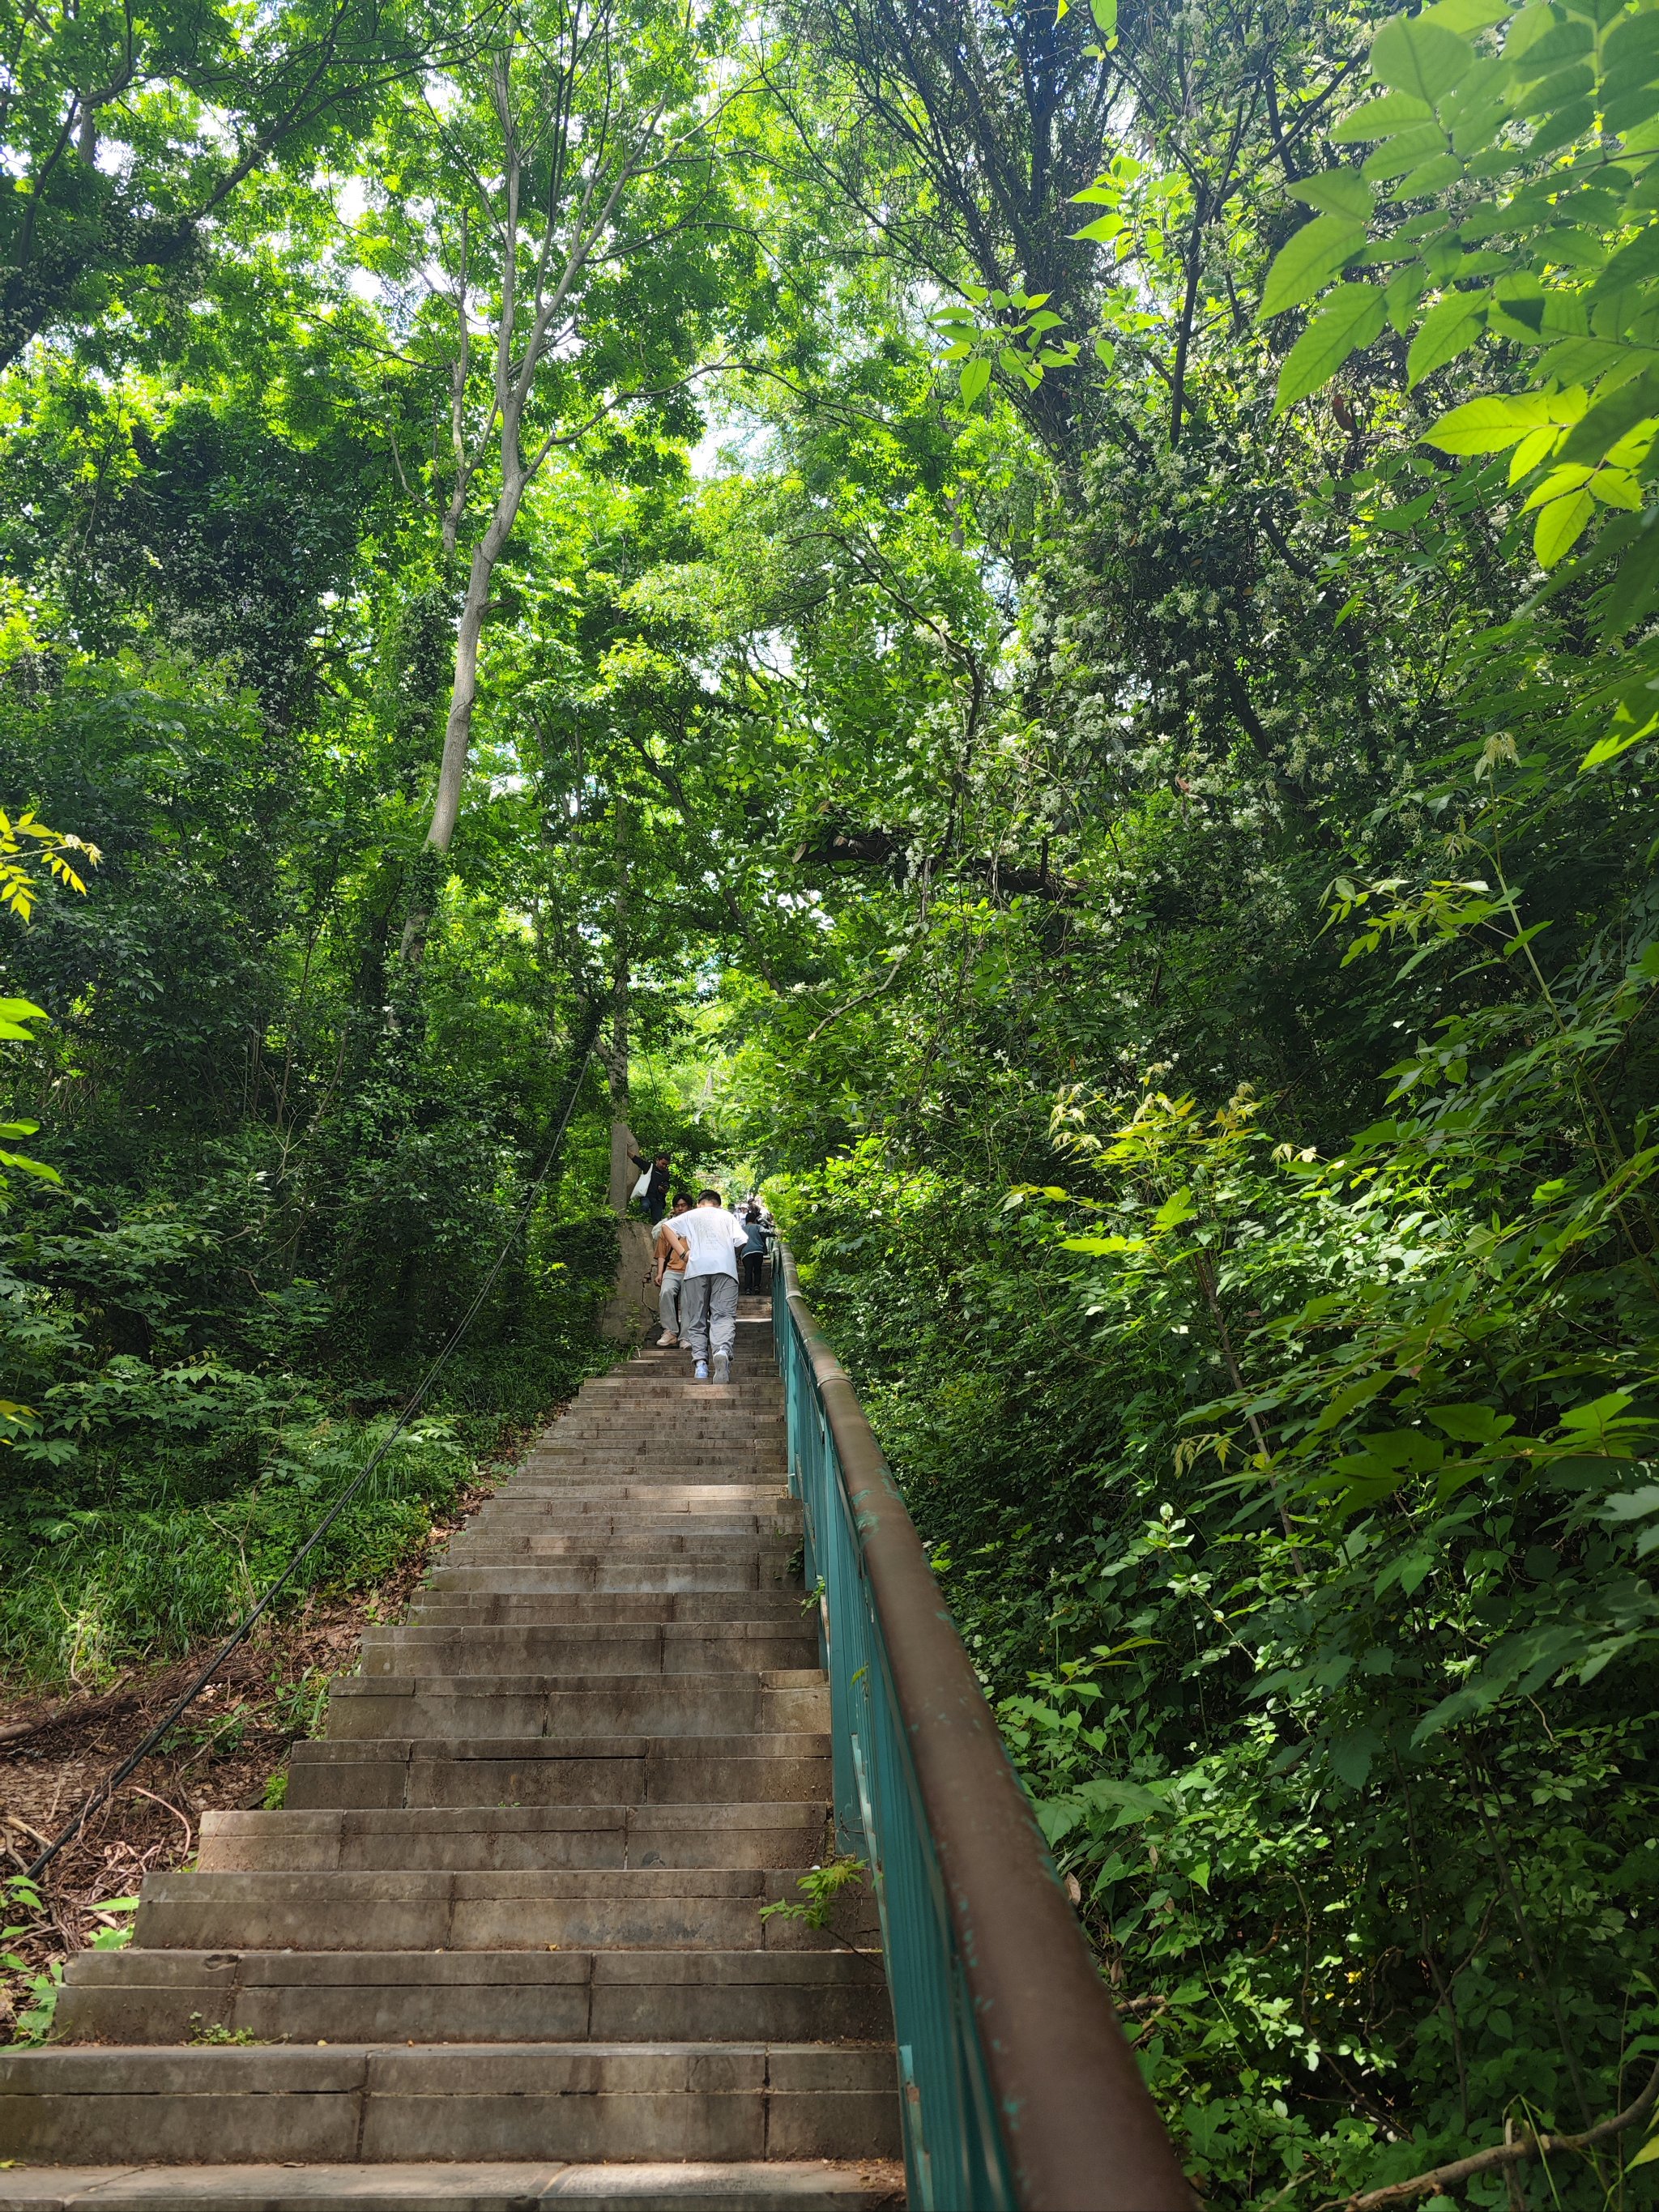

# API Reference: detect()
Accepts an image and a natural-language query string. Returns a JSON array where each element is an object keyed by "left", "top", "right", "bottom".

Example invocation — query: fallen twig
[{"left": 127, "top": 1786, "right": 193, "bottom": 1857}]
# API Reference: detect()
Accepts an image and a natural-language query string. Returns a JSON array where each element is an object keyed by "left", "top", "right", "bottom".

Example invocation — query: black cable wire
[{"left": 28, "top": 1004, "right": 604, "bottom": 1883}]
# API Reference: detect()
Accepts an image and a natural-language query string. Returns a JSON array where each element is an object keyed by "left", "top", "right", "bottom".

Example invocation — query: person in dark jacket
[
  {"left": 629, "top": 1146, "right": 673, "bottom": 1225},
  {"left": 739, "top": 1204, "right": 768, "bottom": 1294}
]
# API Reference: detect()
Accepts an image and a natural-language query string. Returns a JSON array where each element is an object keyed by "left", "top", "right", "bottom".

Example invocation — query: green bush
[
  {"left": 778, "top": 1140, "right": 1659, "bottom": 2207},
  {"left": 0, "top": 1212, "right": 617, "bottom": 1682}
]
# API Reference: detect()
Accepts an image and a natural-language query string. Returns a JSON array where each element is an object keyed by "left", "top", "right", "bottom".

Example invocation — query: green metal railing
[{"left": 772, "top": 1248, "right": 1192, "bottom": 2212}]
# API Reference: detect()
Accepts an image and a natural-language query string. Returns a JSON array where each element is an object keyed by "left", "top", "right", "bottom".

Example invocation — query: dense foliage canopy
[{"left": 3, "top": 0, "right": 1659, "bottom": 2197}]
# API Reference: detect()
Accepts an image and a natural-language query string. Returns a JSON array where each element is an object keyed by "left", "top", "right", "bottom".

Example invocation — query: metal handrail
[{"left": 772, "top": 1248, "right": 1192, "bottom": 2212}]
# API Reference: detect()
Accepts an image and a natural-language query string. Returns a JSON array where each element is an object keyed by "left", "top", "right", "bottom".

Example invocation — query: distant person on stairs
[
  {"left": 676, "top": 1188, "right": 747, "bottom": 1383},
  {"left": 739, "top": 1204, "right": 768, "bottom": 1295},
  {"left": 652, "top": 1193, "right": 693, "bottom": 1345}
]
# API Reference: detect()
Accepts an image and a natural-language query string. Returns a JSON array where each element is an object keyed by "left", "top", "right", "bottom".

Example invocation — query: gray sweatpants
[
  {"left": 658, "top": 1272, "right": 684, "bottom": 1338},
  {"left": 681, "top": 1272, "right": 738, "bottom": 1362}
]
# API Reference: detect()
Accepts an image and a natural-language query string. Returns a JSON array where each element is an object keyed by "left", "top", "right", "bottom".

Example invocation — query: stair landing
[{"left": 0, "top": 1315, "right": 905, "bottom": 2211}]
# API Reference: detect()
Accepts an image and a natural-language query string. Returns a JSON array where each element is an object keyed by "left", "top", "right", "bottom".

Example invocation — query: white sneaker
[
  {"left": 712, "top": 1353, "right": 731, "bottom": 1384},
  {"left": 658, "top": 1331, "right": 678, "bottom": 1347},
  {"left": 694, "top": 1361, "right": 709, "bottom": 1382}
]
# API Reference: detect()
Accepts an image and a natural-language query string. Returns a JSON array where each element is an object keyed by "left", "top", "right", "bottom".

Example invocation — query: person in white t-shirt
[{"left": 668, "top": 1189, "right": 748, "bottom": 1383}]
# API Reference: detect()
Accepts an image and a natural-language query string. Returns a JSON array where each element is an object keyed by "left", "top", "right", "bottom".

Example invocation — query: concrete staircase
[{"left": 0, "top": 1309, "right": 905, "bottom": 2210}]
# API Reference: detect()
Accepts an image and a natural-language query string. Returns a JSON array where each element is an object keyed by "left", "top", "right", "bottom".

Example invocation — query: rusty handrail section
[{"left": 774, "top": 1247, "right": 1192, "bottom": 2212}]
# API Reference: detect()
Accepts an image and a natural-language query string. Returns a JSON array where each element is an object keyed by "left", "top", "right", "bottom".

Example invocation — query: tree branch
[{"left": 1345, "top": 2061, "right": 1659, "bottom": 2210}]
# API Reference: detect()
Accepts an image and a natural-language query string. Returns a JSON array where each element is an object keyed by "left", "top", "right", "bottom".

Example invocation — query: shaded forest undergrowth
[{"left": 0, "top": 1379, "right": 610, "bottom": 2044}]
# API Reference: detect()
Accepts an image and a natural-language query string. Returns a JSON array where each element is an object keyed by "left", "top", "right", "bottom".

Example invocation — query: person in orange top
[{"left": 652, "top": 1193, "right": 693, "bottom": 1345}]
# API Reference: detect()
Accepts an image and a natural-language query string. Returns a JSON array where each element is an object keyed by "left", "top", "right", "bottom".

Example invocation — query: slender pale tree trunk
[
  {"left": 394, "top": 14, "right": 727, "bottom": 965},
  {"left": 610, "top": 798, "right": 629, "bottom": 1111},
  {"left": 426, "top": 483, "right": 526, "bottom": 855}
]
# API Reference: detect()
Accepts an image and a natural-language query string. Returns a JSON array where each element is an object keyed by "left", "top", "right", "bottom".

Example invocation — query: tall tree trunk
[
  {"left": 610, "top": 797, "right": 629, "bottom": 1113},
  {"left": 400, "top": 475, "right": 526, "bottom": 961}
]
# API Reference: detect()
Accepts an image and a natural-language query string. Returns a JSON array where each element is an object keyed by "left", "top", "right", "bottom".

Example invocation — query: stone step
[
  {"left": 583, "top": 1374, "right": 782, "bottom": 1393},
  {"left": 519, "top": 1460, "right": 787, "bottom": 1477},
  {"left": 441, "top": 1533, "right": 798, "bottom": 1561},
  {"left": 520, "top": 1436, "right": 780, "bottom": 1449},
  {"left": 538, "top": 1406, "right": 780, "bottom": 1423},
  {"left": 421, "top": 1562, "right": 799, "bottom": 1596},
  {"left": 356, "top": 1626, "right": 819, "bottom": 1678},
  {"left": 406, "top": 1592, "right": 809, "bottom": 1626},
  {"left": 127, "top": 1869, "right": 872, "bottom": 1955},
  {"left": 567, "top": 1410, "right": 780, "bottom": 1425},
  {"left": 435, "top": 1554, "right": 795, "bottom": 1579},
  {"left": 324, "top": 1676, "right": 828, "bottom": 1742},
  {"left": 0, "top": 2044, "right": 902, "bottom": 2165},
  {"left": 540, "top": 1425, "right": 783, "bottom": 1443},
  {"left": 476, "top": 1490, "right": 794, "bottom": 1513},
  {"left": 514, "top": 1462, "right": 785, "bottom": 1482},
  {"left": 574, "top": 1395, "right": 780, "bottom": 1409},
  {"left": 505, "top": 1485, "right": 788, "bottom": 1502},
  {"left": 0, "top": 2161, "right": 906, "bottom": 2210},
  {"left": 456, "top": 1519, "right": 795, "bottom": 1545},
  {"left": 195, "top": 1805, "right": 827, "bottom": 1874},
  {"left": 286, "top": 1735, "right": 831, "bottom": 1811},
  {"left": 505, "top": 1477, "right": 786, "bottom": 1494},
  {"left": 55, "top": 1949, "right": 890, "bottom": 2047}
]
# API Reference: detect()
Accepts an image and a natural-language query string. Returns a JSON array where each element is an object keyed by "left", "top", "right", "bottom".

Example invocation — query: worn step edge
[{"left": 0, "top": 2159, "right": 906, "bottom": 2208}]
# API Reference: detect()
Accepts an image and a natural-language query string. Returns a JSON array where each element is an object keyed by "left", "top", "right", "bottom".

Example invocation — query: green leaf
[
  {"left": 1504, "top": 0, "right": 1556, "bottom": 62},
  {"left": 1422, "top": 392, "right": 1555, "bottom": 453},
  {"left": 1596, "top": 509, "right": 1659, "bottom": 636},
  {"left": 1509, "top": 16, "right": 1593, "bottom": 70},
  {"left": 1151, "top": 1185, "right": 1198, "bottom": 1234},
  {"left": 1385, "top": 264, "right": 1432, "bottom": 332},
  {"left": 1580, "top": 729, "right": 1651, "bottom": 770},
  {"left": 1077, "top": 1777, "right": 1167, "bottom": 1820},
  {"left": 1364, "top": 124, "right": 1449, "bottom": 181},
  {"left": 1329, "top": 1728, "right": 1383, "bottom": 1788},
  {"left": 1426, "top": 1404, "right": 1516, "bottom": 1443},
  {"left": 1089, "top": 0, "right": 1117, "bottom": 37},
  {"left": 1288, "top": 171, "right": 1375, "bottom": 222},
  {"left": 1558, "top": 1389, "right": 1636, "bottom": 1438},
  {"left": 1071, "top": 212, "right": 1124, "bottom": 243},
  {"left": 1425, "top": 0, "right": 1511, "bottom": 28},
  {"left": 1391, "top": 153, "right": 1466, "bottom": 199},
  {"left": 1605, "top": 83, "right": 1659, "bottom": 135},
  {"left": 1593, "top": 224, "right": 1659, "bottom": 296},
  {"left": 1529, "top": 96, "right": 1597, "bottom": 156},
  {"left": 1371, "top": 15, "right": 1477, "bottom": 105},
  {"left": 1259, "top": 213, "right": 1367, "bottom": 318},
  {"left": 1274, "top": 286, "right": 1386, "bottom": 411},
  {"left": 1314, "top": 1370, "right": 1392, "bottom": 1430},
  {"left": 1407, "top": 291, "right": 1486, "bottom": 384},
  {"left": 1513, "top": 62, "right": 1594, "bottom": 117},
  {"left": 1534, "top": 226, "right": 1606, "bottom": 271},
  {"left": 1604, "top": 11, "right": 1659, "bottom": 79},
  {"left": 1332, "top": 92, "right": 1435, "bottom": 143},
  {"left": 959, "top": 357, "right": 991, "bottom": 406},
  {"left": 1534, "top": 484, "right": 1596, "bottom": 566}
]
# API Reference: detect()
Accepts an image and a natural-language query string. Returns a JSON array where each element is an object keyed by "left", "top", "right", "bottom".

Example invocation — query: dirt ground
[{"left": 0, "top": 1411, "right": 559, "bottom": 2041}]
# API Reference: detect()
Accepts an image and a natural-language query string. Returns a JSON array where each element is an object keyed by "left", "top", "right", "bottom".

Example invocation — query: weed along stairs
[{"left": 0, "top": 1309, "right": 906, "bottom": 2210}]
